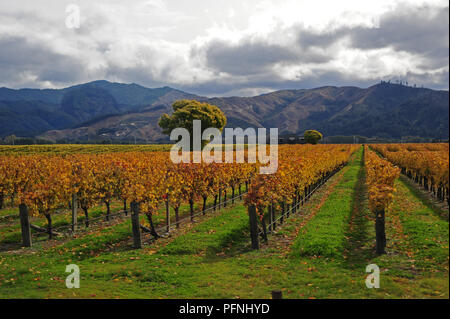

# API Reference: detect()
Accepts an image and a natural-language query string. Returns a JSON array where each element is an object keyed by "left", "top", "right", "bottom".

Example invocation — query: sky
[{"left": 0, "top": 0, "right": 448, "bottom": 96}]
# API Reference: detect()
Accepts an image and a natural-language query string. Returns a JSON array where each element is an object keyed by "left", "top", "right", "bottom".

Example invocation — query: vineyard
[
  {"left": 370, "top": 144, "right": 449, "bottom": 205},
  {"left": 0, "top": 144, "right": 172, "bottom": 156},
  {"left": 0, "top": 143, "right": 448, "bottom": 298}
]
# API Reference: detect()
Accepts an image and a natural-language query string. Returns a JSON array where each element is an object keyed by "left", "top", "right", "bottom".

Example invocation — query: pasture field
[{"left": 0, "top": 144, "right": 448, "bottom": 298}]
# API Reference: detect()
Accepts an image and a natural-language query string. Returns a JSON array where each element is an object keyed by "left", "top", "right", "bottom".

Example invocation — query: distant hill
[
  {"left": 0, "top": 80, "right": 199, "bottom": 140},
  {"left": 0, "top": 80, "right": 448, "bottom": 142}
]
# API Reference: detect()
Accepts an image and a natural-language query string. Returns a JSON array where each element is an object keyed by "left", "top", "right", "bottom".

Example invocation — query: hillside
[
  {"left": 0, "top": 80, "right": 199, "bottom": 140},
  {"left": 0, "top": 81, "right": 448, "bottom": 142}
]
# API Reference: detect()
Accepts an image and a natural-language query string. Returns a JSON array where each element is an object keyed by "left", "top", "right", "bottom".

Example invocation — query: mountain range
[{"left": 0, "top": 80, "right": 448, "bottom": 142}]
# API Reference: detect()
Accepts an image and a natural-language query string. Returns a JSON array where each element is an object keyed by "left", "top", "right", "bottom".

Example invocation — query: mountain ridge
[{"left": 0, "top": 80, "right": 448, "bottom": 142}]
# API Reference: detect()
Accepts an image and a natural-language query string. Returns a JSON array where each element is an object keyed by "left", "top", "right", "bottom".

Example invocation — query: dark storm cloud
[
  {"left": 201, "top": 38, "right": 331, "bottom": 76},
  {"left": 295, "top": 5, "right": 449, "bottom": 62},
  {"left": 202, "top": 40, "right": 298, "bottom": 75},
  {"left": 349, "top": 5, "right": 449, "bottom": 63},
  {"left": 0, "top": 36, "right": 86, "bottom": 87}
]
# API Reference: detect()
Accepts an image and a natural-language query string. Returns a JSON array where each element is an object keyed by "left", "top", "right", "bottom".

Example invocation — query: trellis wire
[
  {"left": 30, "top": 190, "right": 248, "bottom": 240},
  {"left": 146, "top": 191, "right": 247, "bottom": 239},
  {"left": 257, "top": 167, "right": 340, "bottom": 236},
  {"left": 30, "top": 209, "right": 128, "bottom": 238}
]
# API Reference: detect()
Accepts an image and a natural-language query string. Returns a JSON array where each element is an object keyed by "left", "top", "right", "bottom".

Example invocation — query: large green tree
[
  {"left": 304, "top": 130, "right": 323, "bottom": 144},
  {"left": 159, "top": 99, "right": 227, "bottom": 149}
]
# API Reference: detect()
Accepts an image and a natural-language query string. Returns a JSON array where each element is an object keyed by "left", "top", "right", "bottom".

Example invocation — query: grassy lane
[
  {"left": 398, "top": 175, "right": 449, "bottom": 221},
  {"left": 290, "top": 150, "right": 360, "bottom": 259},
  {"left": 158, "top": 205, "right": 249, "bottom": 256},
  {"left": 388, "top": 177, "right": 449, "bottom": 270},
  {"left": 342, "top": 151, "right": 373, "bottom": 268}
]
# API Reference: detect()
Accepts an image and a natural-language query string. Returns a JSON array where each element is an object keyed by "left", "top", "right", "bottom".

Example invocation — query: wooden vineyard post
[
  {"left": 261, "top": 214, "right": 268, "bottom": 243},
  {"left": 189, "top": 199, "right": 194, "bottom": 222},
  {"left": 130, "top": 202, "right": 142, "bottom": 249},
  {"left": 19, "top": 204, "right": 32, "bottom": 247},
  {"left": 271, "top": 290, "right": 282, "bottom": 299},
  {"left": 248, "top": 205, "right": 259, "bottom": 250},
  {"left": 375, "top": 208, "right": 386, "bottom": 254},
  {"left": 165, "top": 195, "right": 170, "bottom": 233},
  {"left": 271, "top": 203, "right": 276, "bottom": 231},
  {"left": 223, "top": 190, "right": 227, "bottom": 208},
  {"left": 268, "top": 205, "right": 272, "bottom": 232},
  {"left": 293, "top": 194, "right": 297, "bottom": 213},
  {"left": 71, "top": 193, "right": 78, "bottom": 233}
]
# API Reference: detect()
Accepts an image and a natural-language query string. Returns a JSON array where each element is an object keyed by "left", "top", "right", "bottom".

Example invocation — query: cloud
[
  {"left": 201, "top": 37, "right": 333, "bottom": 76},
  {"left": 0, "top": 36, "right": 87, "bottom": 88},
  {"left": 202, "top": 40, "right": 297, "bottom": 75},
  {"left": 297, "top": 27, "right": 349, "bottom": 50},
  {"left": 349, "top": 5, "right": 449, "bottom": 64},
  {"left": 189, "top": 3, "right": 449, "bottom": 94},
  {"left": 0, "top": 0, "right": 448, "bottom": 95}
]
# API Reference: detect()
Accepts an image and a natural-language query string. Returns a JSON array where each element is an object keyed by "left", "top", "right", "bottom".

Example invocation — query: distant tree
[
  {"left": 4, "top": 135, "right": 17, "bottom": 145},
  {"left": 159, "top": 99, "right": 227, "bottom": 150},
  {"left": 15, "top": 137, "right": 34, "bottom": 145},
  {"left": 304, "top": 130, "right": 323, "bottom": 144},
  {"left": 303, "top": 130, "right": 323, "bottom": 144},
  {"left": 35, "top": 138, "right": 54, "bottom": 145}
]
